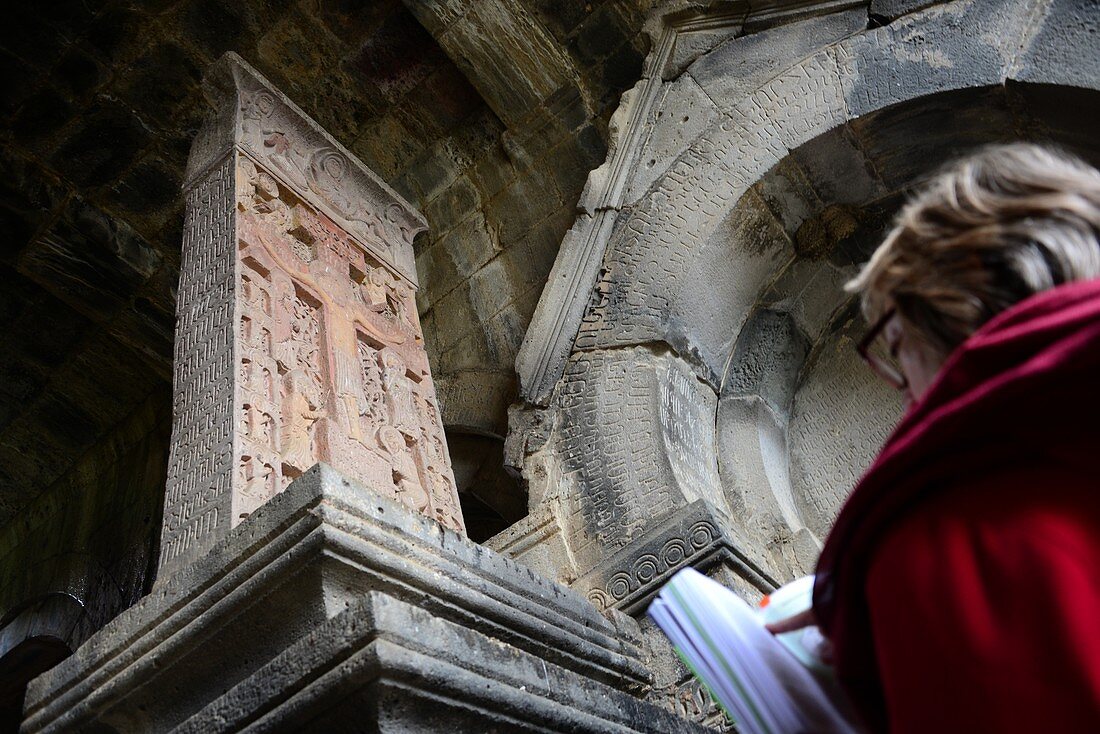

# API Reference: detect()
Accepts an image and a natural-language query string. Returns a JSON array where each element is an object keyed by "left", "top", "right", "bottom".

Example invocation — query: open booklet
[{"left": 648, "top": 568, "right": 864, "bottom": 734}]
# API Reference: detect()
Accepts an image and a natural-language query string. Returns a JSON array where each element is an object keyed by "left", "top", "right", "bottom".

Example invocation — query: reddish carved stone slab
[{"left": 159, "top": 54, "right": 464, "bottom": 577}]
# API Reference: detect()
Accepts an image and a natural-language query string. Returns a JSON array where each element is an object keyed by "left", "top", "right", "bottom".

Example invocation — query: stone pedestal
[{"left": 22, "top": 465, "right": 708, "bottom": 733}]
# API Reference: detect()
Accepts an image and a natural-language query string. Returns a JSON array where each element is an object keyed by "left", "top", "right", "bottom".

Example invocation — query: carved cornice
[
  {"left": 184, "top": 52, "right": 425, "bottom": 287},
  {"left": 574, "top": 500, "right": 777, "bottom": 615}
]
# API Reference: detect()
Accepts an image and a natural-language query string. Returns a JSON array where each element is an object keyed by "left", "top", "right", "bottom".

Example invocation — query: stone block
[
  {"left": 599, "top": 38, "right": 648, "bottom": 92},
  {"left": 49, "top": 44, "right": 109, "bottom": 104},
  {"left": 870, "top": 0, "right": 945, "bottom": 23},
  {"left": 352, "top": 113, "right": 426, "bottom": 185},
  {"left": 432, "top": 0, "right": 578, "bottom": 128},
  {"left": 849, "top": 85, "right": 1016, "bottom": 191},
  {"left": 486, "top": 504, "right": 576, "bottom": 584},
  {"left": 433, "top": 368, "right": 514, "bottom": 436},
  {"left": 114, "top": 42, "right": 203, "bottom": 128},
  {"left": 787, "top": 307, "right": 903, "bottom": 539},
  {"left": 23, "top": 464, "right": 705, "bottom": 733},
  {"left": 10, "top": 89, "right": 75, "bottom": 154},
  {"left": 433, "top": 210, "right": 500, "bottom": 282},
  {"left": 423, "top": 174, "right": 482, "bottom": 234},
  {"left": 1012, "top": 0, "right": 1100, "bottom": 90},
  {"left": 20, "top": 197, "right": 161, "bottom": 322},
  {"left": 486, "top": 167, "right": 564, "bottom": 245},
  {"left": 0, "top": 148, "right": 69, "bottom": 260},
  {"left": 470, "top": 142, "right": 518, "bottom": 200},
  {"left": 48, "top": 99, "right": 152, "bottom": 188},
  {"left": 426, "top": 282, "right": 481, "bottom": 354},
  {"left": 551, "top": 348, "right": 737, "bottom": 573},
  {"left": 758, "top": 257, "right": 858, "bottom": 342},
  {"left": 687, "top": 8, "right": 866, "bottom": 109},
  {"left": 625, "top": 73, "right": 722, "bottom": 204},
  {"left": 833, "top": 0, "right": 1037, "bottom": 119},
  {"left": 790, "top": 124, "right": 889, "bottom": 207},
  {"left": 80, "top": 5, "right": 148, "bottom": 66},
  {"left": 723, "top": 308, "right": 811, "bottom": 418},
  {"left": 176, "top": 0, "right": 257, "bottom": 60}
]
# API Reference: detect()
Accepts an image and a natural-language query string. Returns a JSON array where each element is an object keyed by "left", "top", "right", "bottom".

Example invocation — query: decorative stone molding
[{"left": 574, "top": 500, "right": 777, "bottom": 616}]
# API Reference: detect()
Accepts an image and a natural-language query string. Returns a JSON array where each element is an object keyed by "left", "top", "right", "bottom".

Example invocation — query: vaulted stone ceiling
[{"left": 0, "top": 0, "right": 654, "bottom": 538}]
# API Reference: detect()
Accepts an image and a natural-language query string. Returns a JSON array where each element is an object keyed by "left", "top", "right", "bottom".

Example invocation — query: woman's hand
[
  {"left": 764, "top": 608, "right": 816, "bottom": 635},
  {"left": 765, "top": 608, "right": 834, "bottom": 665}
]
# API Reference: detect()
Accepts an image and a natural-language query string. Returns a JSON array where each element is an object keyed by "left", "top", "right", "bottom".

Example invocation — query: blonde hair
[{"left": 848, "top": 143, "right": 1100, "bottom": 356}]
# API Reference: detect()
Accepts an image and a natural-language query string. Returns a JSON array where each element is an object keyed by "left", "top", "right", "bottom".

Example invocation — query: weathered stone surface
[
  {"left": 549, "top": 347, "right": 753, "bottom": 575},
  {"left": 869, "top": 0, "right": 944, "bottom": 23},
  {"left": 486, "top": 504, "right": 578, "bottom": 584},
  {"left": 404, "top": 0, "right": 584, "bottom": 129},
  {"left": 161, "top": 53, "right": 464, "bottom": 578},
  {"left": 723, "top": 309, "right": 811, "bottom": 417},
  {"left": 624, "top": 72, "right": 722, "bottom": 204},
  {"left": 687, "top": 7, "right": 866, "bottom": 107},
  {"left": 24, "top": 464, "right": 703, "bottom": 733},
  {"left": 833, "top": 0, "right": 1040, "bottom": 119},
  {"left": 175, "top": 592, "right": 708, "bottom": 733},
  {"left": 787, "top": 307, "right": 902, "bottom": 539},
  {"left": 1012, "top": 0, "right": 1100, "bottom": 89}
]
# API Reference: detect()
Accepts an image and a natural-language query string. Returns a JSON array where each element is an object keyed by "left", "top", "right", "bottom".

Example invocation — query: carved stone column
[{"left": 160, "top": 53, "right": 464, "bottom": 578}]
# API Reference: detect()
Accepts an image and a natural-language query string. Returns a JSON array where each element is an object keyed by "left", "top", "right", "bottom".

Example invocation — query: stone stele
[{"left": 159, "top": 53, "right": 465, "bottom": 577}]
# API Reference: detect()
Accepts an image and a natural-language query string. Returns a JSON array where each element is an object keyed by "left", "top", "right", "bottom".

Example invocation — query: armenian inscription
[{"left": 160, "top": 55, "right": 464, "bottom": 577}]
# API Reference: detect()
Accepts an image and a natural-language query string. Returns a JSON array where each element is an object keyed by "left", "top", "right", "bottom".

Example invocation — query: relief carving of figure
[
  {"left": 279, "top": 367, "right": 324, "bottom": 474},
  {"left": 381, "top": 351, "right": 417, "bottom": 435},
  {"left": 357, "top": 340, "right": 385, "bottom": 440},
  {"left": 379, "top": 426, "right": 429, "bottom": 512}
]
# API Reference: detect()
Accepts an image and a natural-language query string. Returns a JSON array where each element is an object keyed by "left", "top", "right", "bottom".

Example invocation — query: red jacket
[{"left": 813, "top": 278, "right": 1100, "bottom": 733}]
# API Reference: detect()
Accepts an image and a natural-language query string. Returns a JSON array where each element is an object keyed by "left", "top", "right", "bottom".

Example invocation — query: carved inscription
[
  {"left": 161, "top": 156, "right": 236, "bottom": 569},
  {"left": 558, "top": 350, "right": 675, "bottom": 573},
  {"left": 573, "top": 51, "right": 847, "bottom": 353},
  {"left": 788, "top": 315, "right": 901, "bottom": 538}
]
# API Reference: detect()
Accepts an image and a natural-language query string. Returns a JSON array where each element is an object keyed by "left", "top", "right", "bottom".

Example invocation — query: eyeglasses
[{"left": 857, "top": 308, "right": 908, "bottom": 391}]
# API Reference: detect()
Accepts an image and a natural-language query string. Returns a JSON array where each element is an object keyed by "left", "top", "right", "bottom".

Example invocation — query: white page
[{"left": 650, "top": 568, "right": 862, "bottom": 734}]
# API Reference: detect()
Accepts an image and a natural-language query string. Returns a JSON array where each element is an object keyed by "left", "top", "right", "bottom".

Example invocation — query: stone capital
[{"left": 185, "top": 52, "right": 424, "bottom": 287}]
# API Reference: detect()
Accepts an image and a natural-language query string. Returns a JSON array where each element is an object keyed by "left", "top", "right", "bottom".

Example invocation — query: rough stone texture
[
  {"left": 24, "top": 464, "right": 707, "bottom": 733},
  {"left": 788, "top": 307, "right": 902, "bottom": 539},
  {"left": 162, "top": 54, "right": 464, "bottom": 578},
  {"left": 869, "top": 0, "right": 944, "bottom": 23}
]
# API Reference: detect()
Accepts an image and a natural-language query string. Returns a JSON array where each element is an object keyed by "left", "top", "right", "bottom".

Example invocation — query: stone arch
[
  {"left": 569, "top": 1, "right": 1100, "bottom": 384},
  {"left": 508, "top": 0, "right": 1100, "bottom": 591}
]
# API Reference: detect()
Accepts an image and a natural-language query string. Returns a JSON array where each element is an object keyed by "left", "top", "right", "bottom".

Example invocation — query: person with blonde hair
[{"left": 769, "top": 143, "right": 1100, "bottom": 732}]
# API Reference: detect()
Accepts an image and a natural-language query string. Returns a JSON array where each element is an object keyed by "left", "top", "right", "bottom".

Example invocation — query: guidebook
[{"left": 648, "top": 568, "right": 864, "bottom": 734}]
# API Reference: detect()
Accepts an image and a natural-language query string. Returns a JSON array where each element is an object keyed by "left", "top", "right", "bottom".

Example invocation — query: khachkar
[{"left": 160, "top": 53, "right": 464, "bottom": 575}]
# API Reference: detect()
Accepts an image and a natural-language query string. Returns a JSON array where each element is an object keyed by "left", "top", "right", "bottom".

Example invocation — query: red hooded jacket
[{"left": 813, "top": 278, "right": 1100, "bottom": 733}]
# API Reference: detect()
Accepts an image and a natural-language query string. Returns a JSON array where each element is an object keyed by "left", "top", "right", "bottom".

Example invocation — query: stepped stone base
[{"left": 23, "top": 465, "right": 708, "bottom": 733}]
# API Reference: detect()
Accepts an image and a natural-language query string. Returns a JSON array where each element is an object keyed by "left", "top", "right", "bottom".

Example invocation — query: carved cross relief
[
  {"left": 159, "top": 54, "right": 464, "bottom": 577},
  {"left": 233, "top": 154, "right": 462, "bottom": 529}
]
